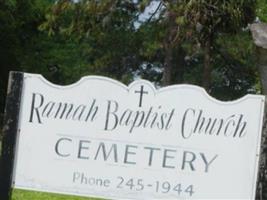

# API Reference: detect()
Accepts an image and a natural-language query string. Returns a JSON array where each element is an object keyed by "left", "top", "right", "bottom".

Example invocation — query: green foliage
[
  {"left": 0, "top": 0, "right": 20, "bottom": 113},
  {"left": 0, "top": 0, "right": 262, "bottom": 109},
  {"left": 134, "top": 0, "right": 258, "bottom": 98},
  {"left": 0, "top": 0, "right": 53, "bottom": 113},
  {"left": 257, "top": 0, "right": 267, "bottom": 22},
  {"left": 184, "top": 0, "right": 256, "bottom": 37},
  {"left": 211, "top": 31, "right": 258, "bottom": 100},
  {"left": 41, "top": 0, "right": 142, "bottom": 83}
]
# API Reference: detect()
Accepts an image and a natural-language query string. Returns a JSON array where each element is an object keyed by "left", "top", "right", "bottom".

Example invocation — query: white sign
[{"left": 13, "top": 73, "right": 264, "bottom": 199}]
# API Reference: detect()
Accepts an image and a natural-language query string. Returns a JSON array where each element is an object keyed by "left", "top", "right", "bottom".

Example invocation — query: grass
[{"left": 12, "top": 189, "right": 103, "bottom": 200}]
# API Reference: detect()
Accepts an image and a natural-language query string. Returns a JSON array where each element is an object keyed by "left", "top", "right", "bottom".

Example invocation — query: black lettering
[
  {"left": 104, "top": 100, "right": 118, "bottom": 131},
  {"left": 72, "top": 105, "right": 86, "bottom": 120},
  {"left": 55, "top": 137, "right": 72, "bottom": 157},
  {"left": 29, "top": 93, "right": 44, "bottom": 123},
  {"left": 85, "top": 99, "right": 98, "bottom": 122},
  {"left": 162, "top": 149, "right": 176, "bottom": 169},
  {"left": 234, "top": 114, "right": 247, "bottom": 137},
  {"left": 181, "top": 108, "right": 195, "bottom": 139},
  {"left": 94, "top": 142, "right": 118, "bottom": 162},
  {"left": 165, "top": 109, "right": 175, "bottom": 130},
  {"left": 54, "top": 103, "right": 74, "bottom": 119},
  {"left": 143, "top": 107, "right": 153, "bottom": 127},
  {"left": 124, "top": 145, "right": 137, "bottom": 165},
  {"left": 144, "top": 146, "right": 161, "bottom": 166},
  {"left": 200, "top": 153, "right": 218, "bottom": 173},
  {"left": 42, "top": 101, "right": 55, "bottom": 118},
  {"left": 182, "top": 151, "right": 196, "bottom": 171},
  {"left": 129, "top": 111, "right": 145, "bottom": 133},
  {"left": 78, "top": 140, "right": 91, "bottom": 159},
  {"left": 224, "top": 115, "right": 235, "bottom": 137}
]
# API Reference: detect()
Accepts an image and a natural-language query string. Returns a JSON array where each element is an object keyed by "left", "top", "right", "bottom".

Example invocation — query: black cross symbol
[{"left": 135, "top": 85, "right": 148, "bottom": 107}]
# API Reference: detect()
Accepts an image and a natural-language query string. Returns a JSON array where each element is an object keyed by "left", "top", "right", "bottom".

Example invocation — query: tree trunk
[
  {"left": 162, "top": 11, "right": 178, "bottom": 86},
  {"left": 202, "top": 37, "right": 212, "bottom": 90},
  {"left": 174, "top": 46, "right": 185, "bottom": 84},
  {"left": 253, "top": 47, "right": 267, "bottom": 200},
  {"left": 257, "top": 48, "right": 267, "bottom": 93},
  {"left": 162, "top": 45, "right": 173, "bottom": 86}
]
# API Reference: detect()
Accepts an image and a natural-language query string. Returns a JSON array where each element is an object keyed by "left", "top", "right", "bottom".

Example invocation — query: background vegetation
[{"left": 0, "top": 0, "right": 267, "bottom": 199}]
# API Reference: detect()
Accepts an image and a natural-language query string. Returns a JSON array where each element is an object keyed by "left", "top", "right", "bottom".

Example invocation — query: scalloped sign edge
[{"left": 11, "top": 72, "right": 265, "bottom": 200}]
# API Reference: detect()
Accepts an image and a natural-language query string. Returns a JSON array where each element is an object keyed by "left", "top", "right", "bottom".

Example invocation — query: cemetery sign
[{"left": 0, "top": 72, "right": 265, "bottom": 199}]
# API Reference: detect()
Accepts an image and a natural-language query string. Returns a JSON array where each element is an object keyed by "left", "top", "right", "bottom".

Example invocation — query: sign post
[
  {"left": 0, "top": 72, "right": 24, "bottom": 200},
  {"left": 0, "top": 72, "right": 265, "bottom": 199}
]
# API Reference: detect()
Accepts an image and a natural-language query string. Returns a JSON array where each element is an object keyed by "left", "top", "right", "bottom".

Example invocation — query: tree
[
  {"left": 176, "top": 0, "right": 256, "bottom": 89},
  {"left": 0, "top": 0, "right": 100, "bottom": 117},
  {"left": 42, "top": 0, "right": 259, "bottom": 99},
  {"left": 137, "top": 1, "right": 190, "bottom": 86},
  {"left": 0, "top": 0, "right": 55, "bottom": 117},
  {"left": 0, "top": 0, "right": 20, "bottom": 118},
  {"left": 41, "top": 0, "right": 143, "bottom": 83},
  {"left": 133, "top": 0, "right": 256, "bottom": 90}
]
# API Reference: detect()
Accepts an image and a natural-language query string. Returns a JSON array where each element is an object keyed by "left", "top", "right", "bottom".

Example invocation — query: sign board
[{"left": 3, "top": 72, "right": 265, "bottom": 199}]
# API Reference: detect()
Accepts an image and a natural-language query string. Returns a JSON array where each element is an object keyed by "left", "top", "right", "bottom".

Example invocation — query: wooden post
[
  {"left": 250, "top": 23, "right": 267, "bottom": 200},
  {"left": 0, "top": 72, "right": 24, "bottom": 200}
]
